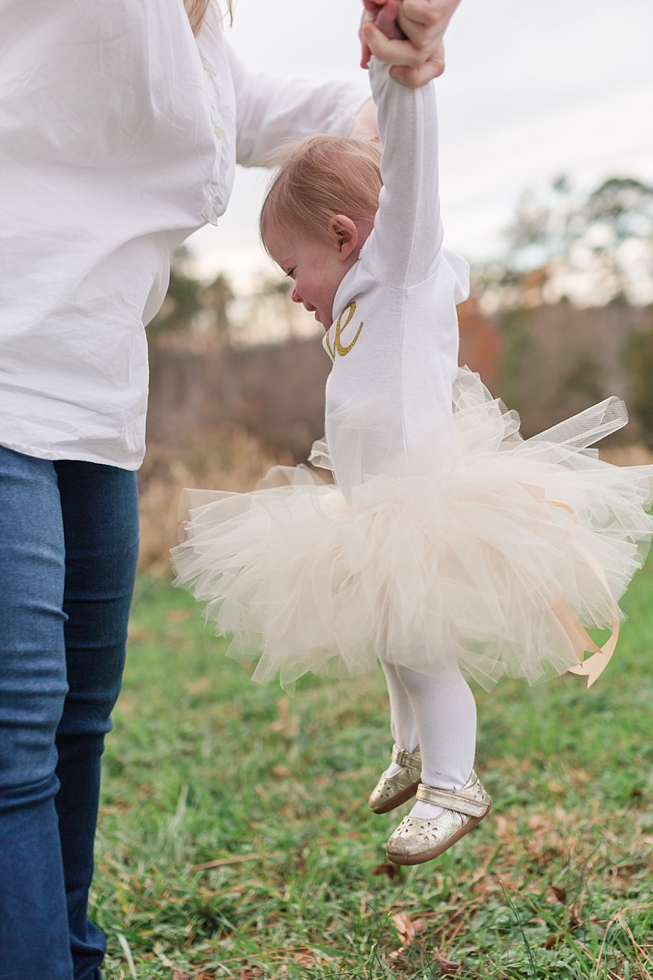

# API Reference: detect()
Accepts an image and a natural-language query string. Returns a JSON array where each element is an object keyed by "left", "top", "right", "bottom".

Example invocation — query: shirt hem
[{"left": 0, "top": 439, "right": 142, "bottom": 471}]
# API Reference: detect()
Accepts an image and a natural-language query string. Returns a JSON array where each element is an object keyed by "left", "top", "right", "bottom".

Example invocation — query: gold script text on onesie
[{"left": 326, "top": 301, "right": 364, "bottom": 360}]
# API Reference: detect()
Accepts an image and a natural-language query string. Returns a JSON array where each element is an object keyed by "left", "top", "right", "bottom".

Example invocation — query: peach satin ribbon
[{"left": 548, "top": 497, "right": 620, "bottom": 689}]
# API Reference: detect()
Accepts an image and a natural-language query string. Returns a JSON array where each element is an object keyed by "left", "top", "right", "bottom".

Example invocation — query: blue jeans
[{"left": 0, "top": 446, "right": 139, "bottom": 980}]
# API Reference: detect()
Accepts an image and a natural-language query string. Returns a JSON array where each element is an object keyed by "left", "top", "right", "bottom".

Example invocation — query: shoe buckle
[{"left": 391, "top": 744, "right": 420, "bottom": 769}]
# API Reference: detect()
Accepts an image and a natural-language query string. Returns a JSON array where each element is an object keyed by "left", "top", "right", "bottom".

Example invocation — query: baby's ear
[{"left": 328, "top": 215, "right": 359, "bottom": 260}]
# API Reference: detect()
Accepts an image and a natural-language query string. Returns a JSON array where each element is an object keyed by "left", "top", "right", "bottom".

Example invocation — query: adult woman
[{"left": 0, "top": 1, "right": 459, "bottom": 976}]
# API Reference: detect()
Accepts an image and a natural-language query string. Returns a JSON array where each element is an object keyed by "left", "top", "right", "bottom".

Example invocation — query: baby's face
[{"left": 264, "top": 225, "right": 352, "bottom": 330}]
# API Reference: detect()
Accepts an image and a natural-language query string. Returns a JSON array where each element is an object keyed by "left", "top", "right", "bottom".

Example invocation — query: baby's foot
[
  {"left": 384, "top": 759, "right": 403, "bottom": 778},
  {"left": 386, "top": 772, "right": 493, "bottom": 866},
  {"left": 409, "top": 798, "right": 445, "bottom": 819},
  {"left": 368, "top": 745, "right": 421, "bottom": 813}
]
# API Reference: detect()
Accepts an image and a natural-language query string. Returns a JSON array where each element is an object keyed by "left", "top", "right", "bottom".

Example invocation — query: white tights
[{"left": 379, "top": 658, "right": 477, "bottom": 819}]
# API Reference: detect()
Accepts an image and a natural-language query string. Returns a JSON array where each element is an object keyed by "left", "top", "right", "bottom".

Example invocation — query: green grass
[{"left": 95, "top": 560, "right": 653, "bottom": 979}]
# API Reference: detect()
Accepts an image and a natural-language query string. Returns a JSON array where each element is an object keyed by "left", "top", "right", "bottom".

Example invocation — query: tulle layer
[{"left": 172, "top": 369, "right": 653, "bottom": 691}]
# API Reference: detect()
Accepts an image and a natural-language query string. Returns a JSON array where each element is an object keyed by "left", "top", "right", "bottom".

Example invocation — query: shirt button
[
  {"left": 213, "top": 125, "right": 222, "bottom": 138},
  {"left": 203, "top": 63, "right": 211, "bottom": 73}
]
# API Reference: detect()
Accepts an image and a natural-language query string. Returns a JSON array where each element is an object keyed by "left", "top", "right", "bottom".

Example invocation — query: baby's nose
[{"left": 291, "top": 288, "right": 301, "bottom": 304}]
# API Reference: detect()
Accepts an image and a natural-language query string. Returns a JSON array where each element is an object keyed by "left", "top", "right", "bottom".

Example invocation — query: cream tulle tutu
[{"left": 172, "top": 369, "right": 653, "bottom": 692}]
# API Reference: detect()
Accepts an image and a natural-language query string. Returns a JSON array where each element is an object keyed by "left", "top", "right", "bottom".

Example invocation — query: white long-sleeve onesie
[{"left": 323, "top": 60, "right": 469, "bottom": 498}]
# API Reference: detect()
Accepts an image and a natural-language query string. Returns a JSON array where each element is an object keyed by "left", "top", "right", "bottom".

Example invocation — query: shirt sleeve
[
  {"left": 227, "top": 45, "right": 370, "bottom": 168},
  {"left": 361, "top": 58, "right": 443, "bottom": 289}
]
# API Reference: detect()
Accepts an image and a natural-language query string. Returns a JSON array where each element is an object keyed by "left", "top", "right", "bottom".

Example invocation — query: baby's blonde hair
[
  {"left": 185, "top": 0, "right": 233, "bottom": 35},
  {"left": 260, "top": 135, "right": 383, "bottom": 249}
]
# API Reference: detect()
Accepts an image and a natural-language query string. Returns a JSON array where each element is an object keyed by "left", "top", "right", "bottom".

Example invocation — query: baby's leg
[
  {"left": 394, "top": 661, "right": 477, "bottom": 819},
  {"left": 378, "top": 659, "right": 419, "bottom": 776}
]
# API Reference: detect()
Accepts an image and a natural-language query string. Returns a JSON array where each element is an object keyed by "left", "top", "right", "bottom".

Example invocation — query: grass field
[{"left": 95, "top": 559, "right": 653, "bottom": 980}]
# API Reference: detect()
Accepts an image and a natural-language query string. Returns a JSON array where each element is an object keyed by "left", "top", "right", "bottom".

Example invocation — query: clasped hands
[
  {"left": 351, "top": 0, "right": 460, "bottom": 139},
  {"left": 360, "top": 0, "right": 461, "bottom": 88}
]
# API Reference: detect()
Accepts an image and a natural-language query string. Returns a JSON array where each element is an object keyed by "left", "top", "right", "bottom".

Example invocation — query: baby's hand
[{"left": 360, "top": 0, "right": 407, "bottom": 69}]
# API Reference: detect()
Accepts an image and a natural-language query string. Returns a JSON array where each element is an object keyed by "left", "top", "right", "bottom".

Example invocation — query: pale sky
[{"left": 188, "top": 0, "right": 653, "bottom": 289}]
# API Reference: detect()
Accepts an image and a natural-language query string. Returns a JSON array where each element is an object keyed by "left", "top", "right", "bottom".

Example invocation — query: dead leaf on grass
[
  {"left": 528, "top": 813, "right": 552, "bottom": 834},
  {"left": 173, "top": 970, "right": 190, "bottom": 980},
  {"left": 165, "top": 609, "right": 191, "bottom": 623},
  {"left": 474, "top": 883, "right": 494, "bottom": 902},
  {"left": 570, "top": 768, "right": 591, "bottom": 787},
  {"left": 544, "top": 933, "right": 563, "bottom": 949},
  {"left": 292, "top": 951, "right": 318, "bottom": 967},
  {"left": 271, "top": 765, "right": 291, "bottom": 779},
  {"left": 184, "top": 677, "right": 211, "bottom": 696},
  {"left": 433, "top": 948, "right": 462, "bottom": 975},
  {"left": 392, "top": 912, "right": 425, "bottom": 945},
  {"left": 528, "top": 808, "right": 569, "bottom": 835},
  {"left": 270, "top": 698, "right": 299, "bottom": 737},
  {"left": 547, "top": 779, "right": 566, "bottom": 793},
  {"left": 550, "top": 884, "right": 567, "bottom": 904},
  {"left": 494, "top": 813, "right": 518, "bottom": 842},
  {"left": 371, "top": 861, "right": 401, "bottom": 879},
  {"left": 127, "top": 626, "right": 155, "bottom": 642}
]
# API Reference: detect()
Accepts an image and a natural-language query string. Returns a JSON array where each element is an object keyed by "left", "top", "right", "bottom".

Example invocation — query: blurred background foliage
[{"left": 479, "top": 176, "right": 653, "bottom": 309}]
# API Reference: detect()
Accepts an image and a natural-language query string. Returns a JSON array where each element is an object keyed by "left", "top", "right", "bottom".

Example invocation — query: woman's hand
[{"left": 360, "top": 0, "right": 462, "bottom": 88}]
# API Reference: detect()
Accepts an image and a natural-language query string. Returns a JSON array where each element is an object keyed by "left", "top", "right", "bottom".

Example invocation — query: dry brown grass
[
  {"left": 599, "top": 444, "right": 653, "bottom": 467},
  {"left": 138, "top": 430, "right": 275, "bottom": 572}
]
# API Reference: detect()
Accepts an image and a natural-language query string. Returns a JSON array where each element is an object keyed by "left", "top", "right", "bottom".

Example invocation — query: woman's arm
[{"left": 227, "top": 46, "right": 370, "bottom": 168}]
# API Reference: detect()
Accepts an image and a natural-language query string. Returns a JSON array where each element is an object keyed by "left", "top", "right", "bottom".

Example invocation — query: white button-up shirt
[{"left": 0, "top": 0, "right": 368, "bottom": 469}]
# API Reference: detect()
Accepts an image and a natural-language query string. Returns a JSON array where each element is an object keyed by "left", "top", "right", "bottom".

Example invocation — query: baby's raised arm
[{"left": 361, "top": 57, "right": 443, "bottom": 290}]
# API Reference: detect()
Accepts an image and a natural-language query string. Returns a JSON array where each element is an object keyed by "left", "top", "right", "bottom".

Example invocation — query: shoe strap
[
  {"left": 416, "top": 782, "right": 489, "bottom": 818},
  {"left": 391, "top": 744, "right": 421, "bottom": 770}
]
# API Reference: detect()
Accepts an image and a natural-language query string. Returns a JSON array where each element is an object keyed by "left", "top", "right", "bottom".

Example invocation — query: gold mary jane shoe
[
  {"left": 385, "top": 770, "right": 492, "bottom": 866},
  {"left": 368, "top": 745, "right": 422, "bottom": 814}
]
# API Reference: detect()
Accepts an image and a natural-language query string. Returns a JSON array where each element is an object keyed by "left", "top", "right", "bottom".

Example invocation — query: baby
[{"left": 174, "top": 32, "right": 653, "bottom": 865}]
